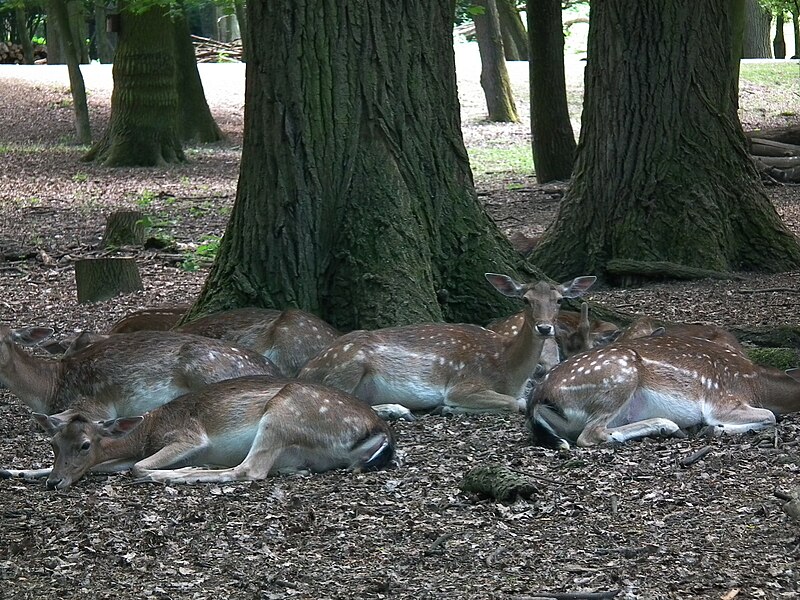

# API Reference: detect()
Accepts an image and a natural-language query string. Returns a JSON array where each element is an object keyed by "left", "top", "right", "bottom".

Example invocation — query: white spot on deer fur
[
  {"left": 319, "top": 406, "right": 329, "bottom": 414},
  {"left": 342, "top": 344, "right": 353, "bottom": 352},
  {"left": 312, "top": 326, "right": 319, "bottom": 332},
  {"left": 617, "top": 359, "right": 628, "bottom": 367}
]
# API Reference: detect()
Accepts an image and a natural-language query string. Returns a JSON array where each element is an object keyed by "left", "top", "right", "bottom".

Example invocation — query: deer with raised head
[
  {"left": 488, "top": 301, "right": 618, "bottom": 374},
  {"left": 299, "top": 273, "right": 596, "bottom": 414},
  {"left": 528, "top": 331, "right": 800, "bottom": 449},
  {"left": 2, "top": 377, "right": 394, "bottom": 489},
  {"left": 0, "top": 325, "right": 281, "bottom": 420}
]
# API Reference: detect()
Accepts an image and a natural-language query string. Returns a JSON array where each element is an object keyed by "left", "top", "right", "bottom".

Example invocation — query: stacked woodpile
[
  {"left": 747, "top": 126, "right": 800, "bottom": 183},
  {"left": 0, "top": 42, "right": 46, "bottom": 64},
  {"left": 192, "top": 35, "right": 243, "bottom": 62}
]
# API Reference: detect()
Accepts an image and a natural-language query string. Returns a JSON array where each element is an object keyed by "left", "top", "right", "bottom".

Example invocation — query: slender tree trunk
[
  {"left": 84, "top": 3, "right": 184, "bottom": 166},
  {"left": 473, "top": 0, "right": 519, "bottom": 122},
  {"left": 792, "top": 4, "right": 800, "bottom": 58},
  {"left": 742, "top": 0, "right": 772, "bottom": 57},
  {"left": 496, "top": 0, "right": 528, "bottom": 60},
  {"left": 190, "top": 0, "right": 535, "bottom": 330},
  {"left": 49, "top": 0, "right": 91, "bottom": 143},
  {"left": 531, "top": 0, "right": 800, "bottom": 282},
  {"left": 233, "top": 0, "right": 248, "bottom": 62},
  {"left": 94, "top": 0, "right": 115, "bottom": 64},
  {"left": 173, "top": 9, "right": 224, "bottom": 143},
  {"left": 527, "top": 0, "right": 576, "bottom": 183},
  {"left": 67, "top": 0, "right": 89, "bottom": 64},
  {"left": 15, "top": 6, "right": 35, "bottom": 64},
  {"left": 46, "top": 1, "right": 64, "bottom": 64},
  {"left": 774, "top": 13, "right": 786, "bottom": 58}
]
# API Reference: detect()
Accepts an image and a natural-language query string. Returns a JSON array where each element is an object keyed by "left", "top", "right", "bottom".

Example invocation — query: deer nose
[
  {"left": 536, "top": 324, "right": 555, "bottom": 336},
  {"left": 46, "top": 477, "right": 63, "bottom": 491}
]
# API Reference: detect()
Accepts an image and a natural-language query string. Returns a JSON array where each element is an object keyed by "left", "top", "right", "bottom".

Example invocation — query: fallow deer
[
  {"left": 7, "top": 377, "right": 394, "bottom": 489},
  {"left": 0, "top": 325, "right": 281, "bottom": 420},
  {"left": 108, "top": 306, "right": 190, "bottom": 333},
  {"left": 487, "top": 301, "right": 618, "bottom": 373},
  {"left": 528, "top": 331, "right": 800, "bottom": 448},
  {"left": 299, "top": 273, "right": 596, "bottom": 414}
]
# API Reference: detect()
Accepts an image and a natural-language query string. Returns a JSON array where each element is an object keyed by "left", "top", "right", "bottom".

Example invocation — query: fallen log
[{"left": 748, "top": 138, "right": 800, "bottom": 157}]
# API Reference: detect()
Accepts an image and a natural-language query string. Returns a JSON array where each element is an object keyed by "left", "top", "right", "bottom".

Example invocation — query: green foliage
[
  {"left": 181, "top": 234, "right": 222, "bottom": 271},
  {"left": 740, "top": 61, "right": 799, "bottom": 87},
  {"left": 72, "top": 171, "right": 88, "bottom": 183},
  {"left": 135, "top": 189, "right": 158, "bottom": 208},
  {"left": 747, "top": 347, "right": 800, "bottom": 370}
]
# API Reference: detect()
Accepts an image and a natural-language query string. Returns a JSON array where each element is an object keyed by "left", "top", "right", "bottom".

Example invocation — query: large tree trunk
[
  {"left": 45, "top": 0, "right": 64, "bottom": 64},
  {"left": 742, "top": 0, "right": 772, "bottom": 57},
  {"left": 190, "top": 0, "right": 535, "bottom": 331},
  {"left": 94, "top": 0, "right": 115, "bottom": 64},
  {"left": 473, "top": 0, "right": 519, "bottom": 122},
  {"left": 530, "top": 0, "right": 800, "bottom": 283},
  {"left": 526, "top": 0, "right": 576, "bottom": 183},
  {"left": 49, "top": 0, "right": 91, "bottom": 143},
  {"left": 84, "top": 3, "right": 184, "bottom": 166},
  {"left": 173, "top": 9, "right": 224, "bottom": 143},
  {"left": 496, "top": 0, "right": 529, "bottom": 61}
]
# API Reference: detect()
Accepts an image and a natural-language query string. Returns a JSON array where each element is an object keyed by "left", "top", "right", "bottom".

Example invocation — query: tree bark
[
  {"left": 473, "top": 0, "right": 520, "bottom": 122},
  {"left": 496, "top": 0, "right": 529, "bottom": 61},
  {"left": 530, "top": 0, "right": 800, "bottom": 283},
  {"left": 190, "top": 0, "right": 536, "bottom": 331},
  {"left": 94, "top": 0, "right": 115, "bottom": 64},
  {"left": 742, "top": 0, "right": 772, "bottom": 57},
  {"left": 233, "top": 0, "right": 249, "bottom": 62},
  {"left": 49, "top": 0, "right": 91, "bottom": 144},
  {"left": 45, "top": 1, "right": 64, "bottom": 64},
  {"left": 793, "top": 4, "right": 800, "bottom": 57},
  {"left": 173, "top": 9, "right": 224, "bottom": 143},
  {"left": 14, "top": 6, "right": 35, "bottom": 64},
  {"left": 67, "top": 0, "right": 89, "bottom": 64},
  {"left": 75, "top": 258, "right": 143, "bottom": 303},
  {"left": 774, "top": 13, "right": 786, "bottom": 59},
  {"left": 84, "top": 2, "right": 184, "bottom": 166},
  {"left": 527, "top": 0, "right": 576, "bottom": 183}
]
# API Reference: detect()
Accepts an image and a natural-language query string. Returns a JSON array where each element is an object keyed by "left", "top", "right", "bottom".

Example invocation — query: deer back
[
  {"left": 175, "top": 307, "right": 282, "bottom": 339},
  {"left": 108, "top": 306, "right": 189, "bottom": 334}
]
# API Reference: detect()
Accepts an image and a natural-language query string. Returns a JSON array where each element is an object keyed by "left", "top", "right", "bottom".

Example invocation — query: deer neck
[
  {"left": 502, "top": 310, "right": 547, "bottom": 385},
  {"left": 0, "top": 347, "right": 63, "bottom": 414},
  {"left": 755, "top": 367, "right": 800, "bottom": 415}
]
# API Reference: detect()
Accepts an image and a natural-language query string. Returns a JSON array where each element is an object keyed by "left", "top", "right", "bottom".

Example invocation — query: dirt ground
[{"left": 1, "top": 44, "right": 800, "bottom": 600}]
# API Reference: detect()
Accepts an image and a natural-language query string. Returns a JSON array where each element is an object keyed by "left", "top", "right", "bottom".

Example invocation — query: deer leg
[
  {"left": 131, "top": 435, "right": 210, "bottom": 479},
  {"left": 701, "top": 404, "right": 776, "bottom": 436},
  {"left": 577, "top": 417, "right": 682, "bottom": 446},
  {"left": 0, "top": 467, "right": 52, "bottom": 480},
  {"left": 443, "top": 386, "right": 524, "bottom": 414}
]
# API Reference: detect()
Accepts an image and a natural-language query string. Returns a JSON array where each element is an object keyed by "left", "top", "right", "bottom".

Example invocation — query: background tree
[
  {"left": 473, "top": 0, "right": 519, "bottom": 122},
  {"left": 191, "top": 0, "right": 535, "bottom": 330},
  {"left": 527, "top": 0, "right": 576, "bottom": 182},
  {"left": 49, "top": 0, "right": 91, "bottom": 143},
  {"left": 743, "top": 0, "right": 773, "bottom": 57},
  {"left": 530, "top": 0, "right": 800, "bottom": 282},
  {"left": 14, "top": 3, "right": 35, "bottom": 63},
  {"left": 495, "top": 0, "right": 528, "bottom": 60}
]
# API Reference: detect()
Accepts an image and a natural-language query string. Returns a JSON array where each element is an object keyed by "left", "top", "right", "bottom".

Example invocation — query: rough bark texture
[
  {"left": 49, "top": 0, "right": 91, "bottom": 144},
  {"left": 75, "top": 258, "right": 143, "bottom": 303},
  {"left": 473, "top": 0, "right": 520, "bottom": 123},
  {"left": 191, "top": 0, "right": 535, "bottom": 331},
  {"left": 83, "top": 3, "right": 184, "bottom": 166},
  {"left": 526, "top": 0, "right": 576, "bottom": 183},
  {"left": 174, "top": 10, "right": 223, "bottom": 143},
  {"left": 742, "top": 0, "right": 772, "bottom": 57},
  {"left": 496, "top": 0, "right": 529, "bottom": 61},
  {"left": 530, "top": 0, "right": 800, "bottom": 283}
]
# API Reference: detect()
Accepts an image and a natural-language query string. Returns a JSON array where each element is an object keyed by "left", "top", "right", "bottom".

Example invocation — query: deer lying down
[
  {"left": 52, "top": 308, "right": 340, "bottom": 378},
  {"left": 0, "top": 325, "right": 280, "bottom": 419},
  {"left": 3, "top": 377, "right": 394, "bottom": 490},
  {"left": 299, "top": 273, "right": 596, "bottom": 415},
  {"left": 528, "top": 331, "right": 800, "bottom": 449}
]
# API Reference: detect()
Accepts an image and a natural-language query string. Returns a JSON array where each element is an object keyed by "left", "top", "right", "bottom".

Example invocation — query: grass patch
[
  {"left": 740, "top": 61, "right": 799, "bottom": 89},
  {"left": 468, "top": 145, "right": 533, "bottom": 178}
]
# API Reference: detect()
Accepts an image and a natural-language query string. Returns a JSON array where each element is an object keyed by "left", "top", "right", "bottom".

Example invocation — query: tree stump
[
  {"left": 75, "top": 258, "right": 143, "bottom": 303},
  {"left": 102, "top": 210, "right": 146, "bottom": 248}
]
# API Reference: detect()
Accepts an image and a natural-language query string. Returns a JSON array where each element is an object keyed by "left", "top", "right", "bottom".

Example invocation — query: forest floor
[{"left": 0, "top": 43, "right": 799, "bottom": 600}]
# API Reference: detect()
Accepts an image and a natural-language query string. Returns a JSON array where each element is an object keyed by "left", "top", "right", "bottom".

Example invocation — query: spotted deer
[
  {"left": 52, "top": 308, "right": 340, "bottom": 378},
  {"left": 0, "top": 325, "right": 281, "bottom": 421},
  {"left": 528, "top": 330, "right": 800, "bottom": 448},
  {"left": 2, "top": 377, "right": 394, "bottom": 489},
  {"left": 488, "top": 301, "right": 617, "bottom": 374},
  {"left": 299, "top": 273, "right": 596, "bottom": 414}
]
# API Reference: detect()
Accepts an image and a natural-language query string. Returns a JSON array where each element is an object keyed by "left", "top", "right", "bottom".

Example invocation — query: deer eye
[{"left": 80, "top": 441, "right": 91, "bottom": 451}]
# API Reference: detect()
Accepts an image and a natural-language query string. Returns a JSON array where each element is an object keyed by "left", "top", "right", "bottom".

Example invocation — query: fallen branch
[
  {"left": 680, "top": 445, "right": 713, "bottom": 467},
  {"left": 511, "top": 590, "right": 619, "bottom": 600}
]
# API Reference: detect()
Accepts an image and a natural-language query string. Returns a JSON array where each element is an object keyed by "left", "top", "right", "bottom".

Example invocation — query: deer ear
[
  {"left": 560, "top": 276, "right": 597, "bottom": 298},
  {"left": 12, "top": 327, "right": 55, "bottom": 347},
  {"left": 485, "top": 273, "right": 523, "bottom": 297},
  {"left": 101, "top": 416, "right": 144, "bottom": 437},
  {"left": 786, "top": 368, "right": 800, "bottom": 383},
  {"left": 32, "top": 412, "right": 66, "bottom": 435}
]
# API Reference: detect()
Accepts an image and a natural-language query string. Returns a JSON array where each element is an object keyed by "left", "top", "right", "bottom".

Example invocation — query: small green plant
[
  {"left": 72, "top": 171, "right": 88, "bottom": 183},
  {"left": 135, "top": 189, "right": 158, "bottom": 208},
  {"left": 181, "top": 234, "right": 222, "bottom": 271}
]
